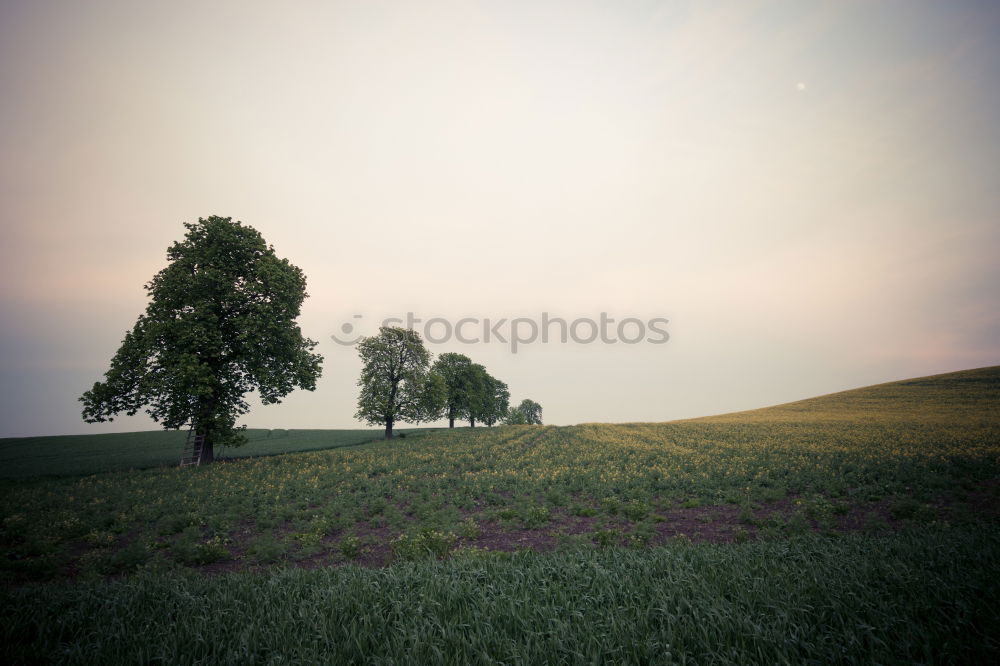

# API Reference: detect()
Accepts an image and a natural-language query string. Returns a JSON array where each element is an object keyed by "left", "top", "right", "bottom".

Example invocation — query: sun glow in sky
[{"left": 1, "top": 0, "right": 998, "bottom": 436}]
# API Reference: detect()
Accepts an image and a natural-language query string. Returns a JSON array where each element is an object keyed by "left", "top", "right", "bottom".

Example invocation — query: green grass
[
  {"left": 1, "top": 365, "right": 999, "bottom": 662},
  {"left": 3, "top": 528, "right": 998, "bottom": 665},
  {"left": 0, "top": 428, "right": 429, "bottom": 479},
  {"left": 2, "top": 367, "right": 998, "bottom": 584}
]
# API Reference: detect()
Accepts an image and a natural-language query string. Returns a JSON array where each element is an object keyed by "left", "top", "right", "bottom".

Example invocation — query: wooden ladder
[{"left": 180, "top": 429, "right": 206, "bottom": 467}]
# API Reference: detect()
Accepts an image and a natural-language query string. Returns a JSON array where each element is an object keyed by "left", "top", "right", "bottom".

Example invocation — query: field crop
[
  {"left": 5, "top": 528, "right": 999, "bottom": 665},
  {"left": 1, "top": 366, "right": 998, "bottom": 663}
]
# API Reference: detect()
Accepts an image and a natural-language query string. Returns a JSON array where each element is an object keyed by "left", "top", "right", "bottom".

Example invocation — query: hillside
[
  {"left": 6, "top": 366, "right": 996, "bottom": 481},
  {"left": 2, "top": 365, "right": 997, "bottom": 578},
  {"left": 3, "top": 366, "right": 999, "bottom": 664},
  {"left": 695, "top": 365, "right": 1000, "bottom": 423}
]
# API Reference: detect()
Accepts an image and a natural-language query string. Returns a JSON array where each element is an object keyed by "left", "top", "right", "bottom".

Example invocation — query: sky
[{"left": 1, "top": 0, "right": 998, "bottom": 437}]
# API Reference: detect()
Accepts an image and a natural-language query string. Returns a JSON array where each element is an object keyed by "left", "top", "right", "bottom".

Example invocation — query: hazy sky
[{"left": 2, "top": 0, "right": 998, "bottom": 437}]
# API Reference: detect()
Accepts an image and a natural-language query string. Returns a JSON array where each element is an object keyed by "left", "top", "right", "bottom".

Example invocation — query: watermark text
[{"left": 331, "top": 312, "right": 669, "bottom": 353}]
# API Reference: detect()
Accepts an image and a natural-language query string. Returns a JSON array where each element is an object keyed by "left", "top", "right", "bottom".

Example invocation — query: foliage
[
  {"left": 477, "top": 373, "right": 510, "bottom": 427},
  {"left": 506, "top": 399, "right": 543, "bottom": 425},
  {"left": 338, "top": 536, "right": 362, "bottom": 560},
  {"left": 463, "top": 363, "right": 490, "bottom": 427},
  {"left": 390, "top": 528, "right": 457, "bottom": 561},
  {"left": 431, "top": 355, "right": 509, "bottom": 428},
  {"left": 355, "top": 327, "right": 446, "bottom": 438},
  {"left": 457, "top": 518, "right": 481, "bottom": 540},
  {"left": 430, "top": 353, "right": 476, "bottom": 428},
  {"left": 79, "top": 216, "right": 323, "bottom": 459}
]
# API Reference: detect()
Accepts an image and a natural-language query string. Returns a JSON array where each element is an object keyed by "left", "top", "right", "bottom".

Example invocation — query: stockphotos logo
[{"left": 331, "top": 312, "right": 669, "bottom": 353}]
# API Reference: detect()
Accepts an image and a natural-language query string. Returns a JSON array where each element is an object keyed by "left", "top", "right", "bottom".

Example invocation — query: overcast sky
[{"left": 2, "top": 0, "right": 998, "bottom": 437}]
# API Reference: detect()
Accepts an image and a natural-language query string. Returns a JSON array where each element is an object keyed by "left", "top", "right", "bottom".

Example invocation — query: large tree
[
  {"left": 80, "top": 216, "right": 324, "bottom": 463},
  {"left": 355, "top": 327, "right": 445, "bottom": 439}
]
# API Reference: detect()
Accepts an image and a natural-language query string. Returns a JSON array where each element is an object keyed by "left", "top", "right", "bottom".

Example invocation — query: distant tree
[
  {"left": 431, "top": 354, "right": 509, "bottom": 428},
  {"left": 479, "top": 375, "right": 510, "bottom": 427},
  {"left": 355, "top": 327, "right": 445, "bottom": 439},
  {"left": 431, "top": 352, "right": 475, "bottom": 428},
  {"left": 80, "top": 216, "right": 323, "bottom": 463},
  {"left": 506, "top": 399, "right": 542, "bottom": 425},
  {"left": 464, "top": 364, "right": 490, "bottom": 428},
  {"left": 521, "top": 399, "right": 543, "bottom": 425},
  {"left": 504, "top": 408, "right": 526, "bottom": 425}
]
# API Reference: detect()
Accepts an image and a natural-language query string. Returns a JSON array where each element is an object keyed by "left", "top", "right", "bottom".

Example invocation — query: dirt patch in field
[
  {"left": 7, "top": 480, "right": 998, "bottom": 587},
  {"left": 651, "top": 503, "right": 748, "bottom": 543},
  {"left": 136, "top": 491, "right": 995, "bottom": 580},
  {"left": 650, "top": 496, "right": 911, "bottom": 544},
  {"left": 469, "top": 520, "right": 559, "bottom": 553}
]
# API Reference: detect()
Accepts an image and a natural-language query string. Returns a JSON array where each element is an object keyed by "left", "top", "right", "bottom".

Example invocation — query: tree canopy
[
  {"left": 431, "top": 352, "right": 476, "bottom": 428},
  {"left": 355, "top": 327, "right": 445, "bottom": 439},
  {"left": 431, "top": 354, "right": 510, "bottom": 428},
  {"left": 464, "top": 363, "right": 490, "bottom": 428},
  {"left": 477, "top": 373, "right": 510, "bottom": 427},
  {"left": 80, "top": 216, "right": 323, "bottom": 462},
  {"left": 506, "top": 399, "right": 543, "bottom": 425}
]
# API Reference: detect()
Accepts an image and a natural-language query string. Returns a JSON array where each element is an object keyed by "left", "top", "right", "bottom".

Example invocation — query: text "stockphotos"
[{"left": 331, "top": 313, "right": 670, "bottom": 353}]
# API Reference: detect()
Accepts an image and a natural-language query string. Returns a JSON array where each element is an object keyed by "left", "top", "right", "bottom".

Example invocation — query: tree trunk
[
  {"left": 194, "top": 395, "right": 219, "bottom": 465},
  {"left": 469, "top": 417, "right": 476, "bottom": 428},
  {"left": 449, "top": 417, "right": 455, "bottom": 428},
  {"left": 194, "top": 423, "right": 215, "bottom": 465},
  {"left": 200, "top": 436, "right": 215, "bottom": 464},
  {"left": 385, "top": 379, "right": 398, "bottom": 440}
]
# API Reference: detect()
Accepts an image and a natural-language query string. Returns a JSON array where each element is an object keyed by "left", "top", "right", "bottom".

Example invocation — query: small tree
[
  {"left": 479, "top": 375, "right": 510, "bottom": 427},
  {"left": 506, "top": 399, "right": 543, "bottom": 425},
  {"left": 431, "top": 352, "right": 475, "bottom": 428},
  {"left": 464, "top": 364, "right": 490, "bottom": 428},
  {"left": 80, "top": 216, "right": 324, "bottom": 463},
  {"left": 355, "top": 327, "right": 445, "bottom": 439},
  {"left": 505, "top": 406, "right": 527, "bottom": 425}
]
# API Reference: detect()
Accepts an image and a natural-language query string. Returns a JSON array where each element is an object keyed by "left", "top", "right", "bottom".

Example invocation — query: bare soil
[{"left": 188, "top": 483, "right": 999, "bottom": 577}]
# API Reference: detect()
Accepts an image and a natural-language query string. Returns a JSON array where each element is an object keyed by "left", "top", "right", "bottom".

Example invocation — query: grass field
[
  {"left": 2, "top": 366, "right": 999, "bottom": 664},
  {"left": 6, "top": 528, "right": 998, "bottom": 665},
  {"left": 0, "top": 427, "right": 418, "bottom": 479}
]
